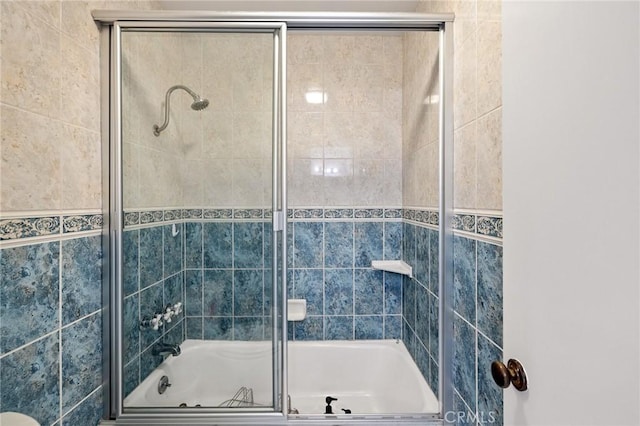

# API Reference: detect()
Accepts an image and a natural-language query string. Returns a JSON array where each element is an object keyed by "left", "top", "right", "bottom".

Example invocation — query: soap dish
[{"left": 287, "top": 299, "right": 307, "bottom": 321}]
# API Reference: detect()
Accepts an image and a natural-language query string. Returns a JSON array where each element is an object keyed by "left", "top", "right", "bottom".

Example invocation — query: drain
[
  {"left": 179, "top": 403, "right": 187, "bottom": 408},
  {"left": 157, "top": 375, "right": 172, "bottom": 395}
]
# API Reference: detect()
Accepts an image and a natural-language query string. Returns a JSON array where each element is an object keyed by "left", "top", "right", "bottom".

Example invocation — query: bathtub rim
[{"left": 123, "top": 338, "right": 438, "bottom": 414}]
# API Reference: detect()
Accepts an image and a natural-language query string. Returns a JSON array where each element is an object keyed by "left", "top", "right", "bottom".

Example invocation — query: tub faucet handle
[
  {"left": 151, "top": 314, "right": 163, "bottom": 330},
  {"left": 163, "top": 305, "right": 174, "bottom": 323},
  {"left": 324, "top": 396, "right": 337, "bottom": 414}
]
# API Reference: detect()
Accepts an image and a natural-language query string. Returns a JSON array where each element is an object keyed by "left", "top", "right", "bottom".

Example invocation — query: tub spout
[{"left": 153, "top": 342, "right": 181, "bottom": 357}]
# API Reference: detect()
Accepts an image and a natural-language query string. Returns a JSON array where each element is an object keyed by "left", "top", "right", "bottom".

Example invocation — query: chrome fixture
[
  {"left": 158, "top": 375, "right": 172, "bottom": 394},
  {"left": 140, "top": 302, "right": 183, "bottom": 331},
  {"left": 287, "top": 395, "right": 299, "bottom": 414},
  {"left": 153, "top": 85, "right": 209, "bottom": 136},
  {"left": 152, "top": 343, "right": 182, "bottom": 357}
]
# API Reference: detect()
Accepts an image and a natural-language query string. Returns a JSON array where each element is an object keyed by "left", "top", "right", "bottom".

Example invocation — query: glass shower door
[{"left": 115, "top": 22, "right": 286, "bottom": 416}]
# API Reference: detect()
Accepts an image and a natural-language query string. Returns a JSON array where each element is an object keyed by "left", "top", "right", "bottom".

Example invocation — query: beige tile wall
[
  {"left": 417, "top": 0, "right": 503, "bottom": 212},
  {"left": 122, "top": 32, "right": 273, "bottom": 210},
  {"left": 402, "top": 30, "right": 441, "bottom": 209},
  {"left": 287, "top": 33, "right": 404, "bottom": 208},
  {"left": 0, "top": 0, "right": 159, "bottom": 214},
  {"left": 125, "top": 32, "right": 405, "bottom": 211}
]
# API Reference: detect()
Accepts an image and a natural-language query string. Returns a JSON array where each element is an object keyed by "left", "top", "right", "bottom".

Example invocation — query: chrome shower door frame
[
  {"left": 96, "top": 11, "right": 454, "bottom": 426},
  {"left": 103, "top": 19, "right": 288, "bottom": 423}
]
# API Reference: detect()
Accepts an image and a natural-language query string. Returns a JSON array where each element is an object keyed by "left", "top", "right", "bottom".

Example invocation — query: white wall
[{"left": 503, "top": 1, "right": 639, "bottom": 424}]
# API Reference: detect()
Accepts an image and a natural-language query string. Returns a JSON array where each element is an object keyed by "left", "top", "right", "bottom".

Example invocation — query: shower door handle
[{"left": 491, "top": 358, "right": 528, "bottom": 391}]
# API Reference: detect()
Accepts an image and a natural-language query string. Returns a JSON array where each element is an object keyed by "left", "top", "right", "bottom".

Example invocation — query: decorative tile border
[
  {"left": 452, "top": 213, "right": 503, "bottom": 240},
  {"left": 324, "top": 208, "right": 353, "bottom": 219},
  {"left": 385, "top": 208, "right": 402, "bottom": 219},
  {"left": 123, "top": 211, "right": 139, "bottom": 227},
  {"left": 452, "top": 214, "right": 476, "bottom": 233},
  {"left": 182, "top": 209, "right": 203, "bottom": 220},
  {"left": 234, "top": 209, "right": 263, "bottom": 219},
  {"left": 354, "top": 208, "right": 383, "bottom": 219},
  {"left": 120, "top": 208, "right": 418, "bottom": 226},
  {"left": 293, "top": 208, "right": 323, "bottom": 219},
  {"left": 63, "top": 214, "right": 103, "bottom": 233},
  {"left": 1, "top": 208, "right": 502, "bottom": 241},
  {"left": 163, "top": 209, "right": 182, "bottom": 222},
  {"left": 139, "top": 210, "right": 163, "bottom": 225},
  {"left": 0, "top": 216, "right": 60, "bottom": 240},
  {"left": 203, "top": 209, "right": 232, "bottom": 220},
  {"left": 403, "top": 208, "right": 440, "bottom": 226},
  {"left": 476, "top": 215, "right": 503, "bottom": 239},
  {"left": 0, "top": 213, "right": 102, "bottom": 242}
]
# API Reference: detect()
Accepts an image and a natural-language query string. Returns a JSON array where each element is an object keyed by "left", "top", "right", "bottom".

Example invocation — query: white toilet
[{"left": 0, "top": 412, "right": 40, "bottom": 426}]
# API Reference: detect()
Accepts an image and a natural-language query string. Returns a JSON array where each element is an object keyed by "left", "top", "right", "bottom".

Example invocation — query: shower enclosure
[{"left": 95, "top": 11, "right": 453, "bottom": 425}]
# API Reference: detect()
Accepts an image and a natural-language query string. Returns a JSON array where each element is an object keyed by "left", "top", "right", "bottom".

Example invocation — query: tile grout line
[
  {"left": 61, "top": 384, "right": 103, "bottom": 424},
  {"left": 201, "top": 222, "right": 204, "bottom": 339},
  {"left": 0, "top": 102, "right": 101, "bottom": 137},
  {"left": 136, "top": 229, "right": 141, "bottom": 388},
  {"left": 351, "top": 221, "right": 355, "bottom": 340},
  {"left": 474, "top": 235, "right": 480, "bottom": 418},
  {"left": 58, "top": 239, "right": 63, "bottom": 426},
  {"left": 231, "top": 223, "right": 235, "bottom": 340}
]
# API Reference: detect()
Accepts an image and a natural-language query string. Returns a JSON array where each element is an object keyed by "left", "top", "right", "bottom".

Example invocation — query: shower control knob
[
  {"left": 151, "top": 314, "right": 163, "bottom": 330},
  {"left": 491, "top": 359, "right": 528, "bottom": 391}
]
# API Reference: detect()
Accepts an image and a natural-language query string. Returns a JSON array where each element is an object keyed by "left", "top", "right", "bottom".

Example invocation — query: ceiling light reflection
[{"left": 305, "top": 91, "right": 328, "bottom": 104}]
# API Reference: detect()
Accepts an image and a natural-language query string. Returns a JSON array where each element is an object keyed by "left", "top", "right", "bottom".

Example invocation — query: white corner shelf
[{"left": 371, "top": 260, "right": 413, "bottom": 278}]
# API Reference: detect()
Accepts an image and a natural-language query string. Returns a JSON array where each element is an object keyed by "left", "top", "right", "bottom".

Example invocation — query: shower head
[
  {"left": 191, "top": 97, "right": 209, "bottom": 111},
  {"left": 153, "top": 85, "right": 209, "bottom": 136}
]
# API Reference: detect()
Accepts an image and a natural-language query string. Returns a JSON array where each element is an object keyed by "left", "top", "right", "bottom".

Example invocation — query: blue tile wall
[
  {"left": 1, "top": 207, "right": 501, "bottom": 424},
  {"left": 477, "top": 242, "right": 503, "bottom": 347},
  {"left": 293, "top": 222, "right": 324, "bottom": 268},
  {"left": 287, "top": 219, "right": 403, "bottom": 341},
  {"left": 185, "top": 221, "right": 271, "bottom": 341},
  {"left": 203, "top": 269, "right": 233, "bottom": 316},
  {"left": 123, "top": 230, "right": 139, "bottom": 297},
  {"left": 0, "top": 242, "right": 60, "bottom": 354},
  {"left": 324, "top": 222, "right": 353, "bottom": 268},
  {"left": 163, "top": 223, "right": 183, "bottom": 278},
  {"left": 233, "top": 222, "right": 263, "bottom": 269},
  {"left": 121, "top": 223, "right": 186, "bottom": 398},
  {"left": 292, "top": 269, "right": 323, "bottom": 315},
  {"left": 1, "top": 333, "right": 60, "bottom": 425},
  {"left": 324, "top": 269, "right": 354, "bottom": 316},
  {"left": 61, "top": 312, "right": 102, "bottom": 412},
  {"left": 0, "top": 235, "right": 104, "bottom": 426},
  {"left": 139, "top": 226, "right": 162, "bottom": 289},
  {"left": 61, "top": 236, "right": 102, "bottom": 325},
  {"left": 124, "top": 210, "right": 499, "bottom": 419},
  {"left": 203, "top": 222, "right": 233, "bottom": 268},
  {"left": 452, "top": 232, "right": 503, "bottom": 426},
  {"left": 454, "top": 235, "right": 476, "bottom": 324},
  {"left": 61, "top": 388, "right": 103, "bottom": 426},
  {"left": 402, "top": 221, "right": 440, "bottom": 397},
  {"left": 185, "top": 218, "right": 403, "bottom": 343},
  {"left": 184, "top": 222, "right": 203, "bottom": 268},
  {"left": 453, "top": 313, "right": 476, "bottom": 409}
]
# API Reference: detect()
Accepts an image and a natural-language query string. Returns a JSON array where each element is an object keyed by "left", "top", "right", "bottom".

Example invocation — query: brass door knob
[{"left": 491, "top": 359, "right": 528, "bottom": 391}]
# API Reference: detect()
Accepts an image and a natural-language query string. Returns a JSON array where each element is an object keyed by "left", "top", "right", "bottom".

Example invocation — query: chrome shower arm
[{"left": 153, "top": 85, "right": 204, "bottom": 136}]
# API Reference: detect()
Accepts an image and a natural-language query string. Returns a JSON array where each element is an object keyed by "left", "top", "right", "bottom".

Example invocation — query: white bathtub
[{"left": 124, "top": 339, "right": 439, "bottom": 414}]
